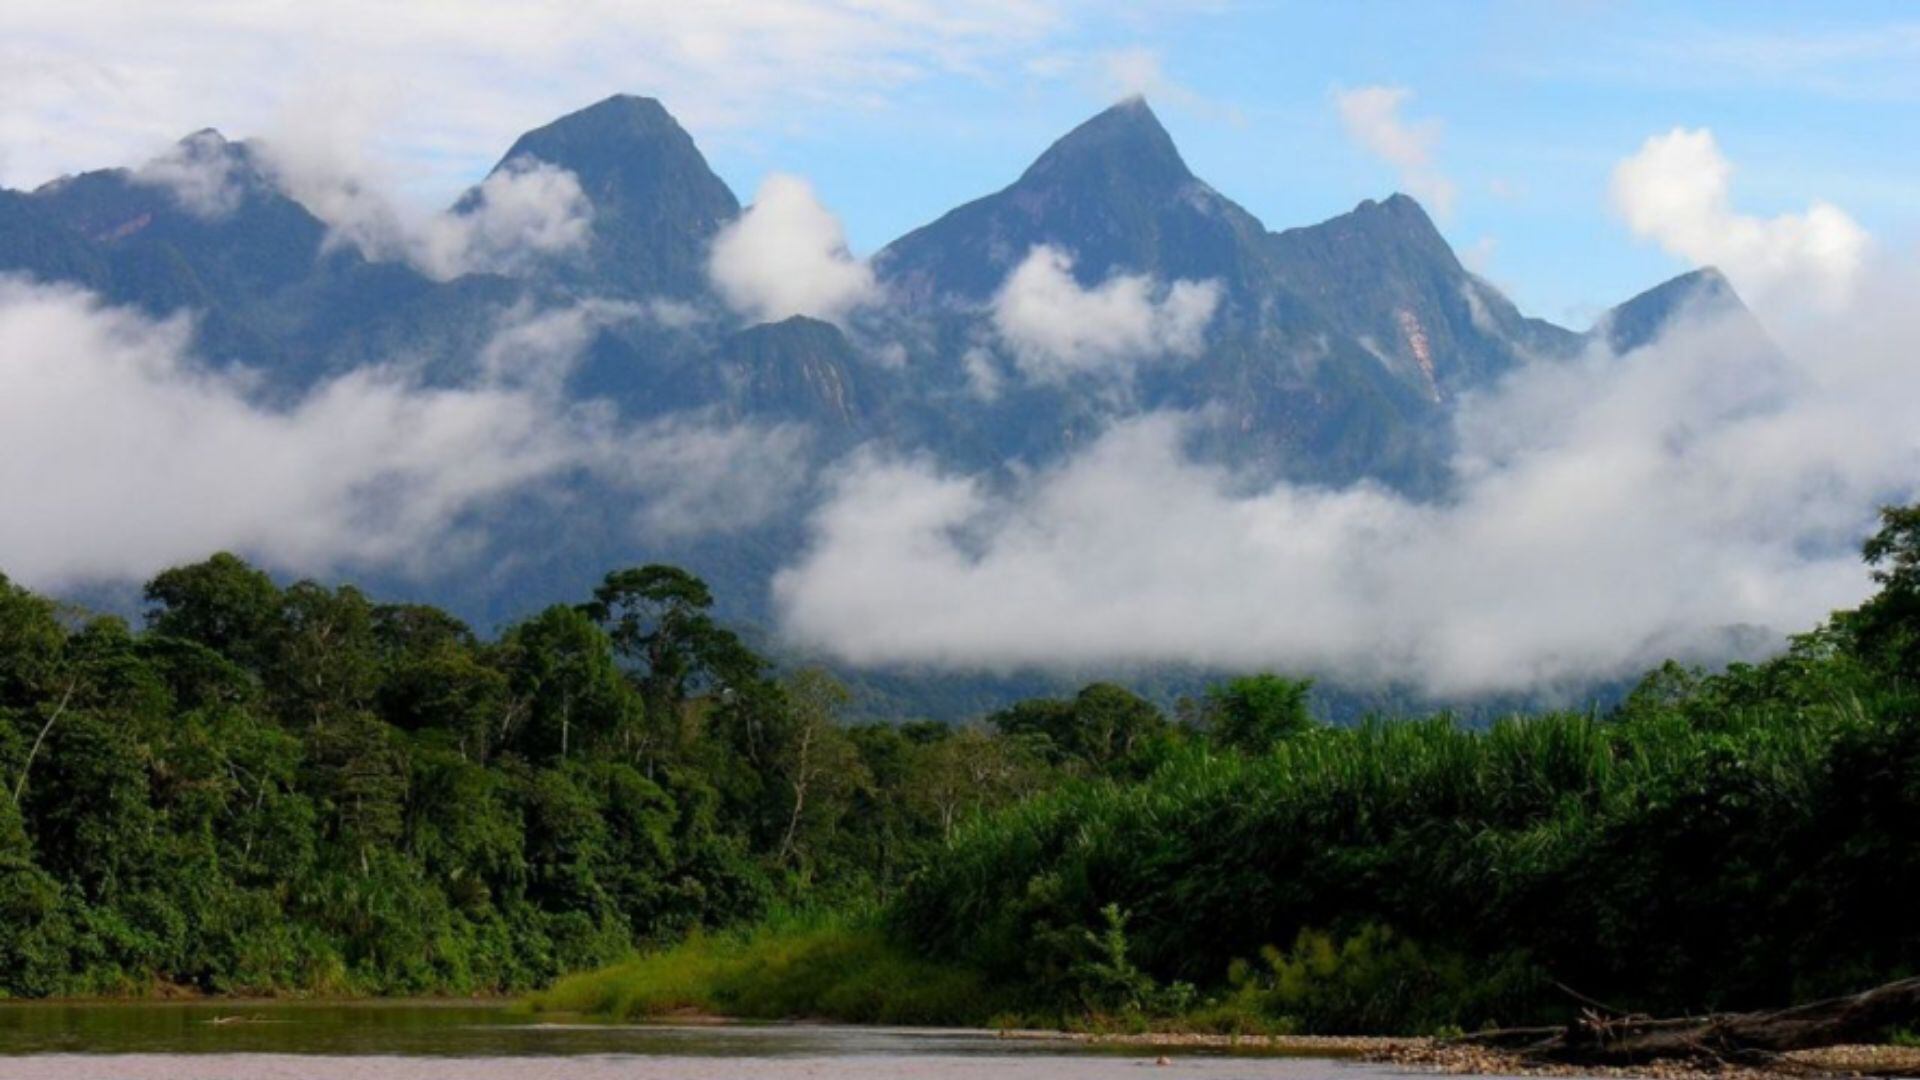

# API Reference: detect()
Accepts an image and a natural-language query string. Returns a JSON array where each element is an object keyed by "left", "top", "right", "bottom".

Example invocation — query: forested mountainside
[{"left": 0, "top": 95, "right": 1769, "bottom": 717}]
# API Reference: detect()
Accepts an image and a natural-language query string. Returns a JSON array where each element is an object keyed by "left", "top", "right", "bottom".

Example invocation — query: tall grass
[
  {"left": 531, "top": 909, "right": 1009, "bottom": 1025},
  {"left": 895, "top": 690, "right": 1920, "bottom": 1020}
]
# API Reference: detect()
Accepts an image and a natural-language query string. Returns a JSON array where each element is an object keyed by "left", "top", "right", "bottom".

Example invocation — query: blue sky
[
  {"left": 4, "top": 1, "right": 1916, "bottom": 324},
  {"left": 688, "top": 1, "right": 1920, "bottom": 325}
]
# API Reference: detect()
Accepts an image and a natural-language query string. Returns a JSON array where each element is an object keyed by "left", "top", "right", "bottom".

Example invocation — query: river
[{"left": 0, "top": 1001, "right": 1446, "bottom": 1080}]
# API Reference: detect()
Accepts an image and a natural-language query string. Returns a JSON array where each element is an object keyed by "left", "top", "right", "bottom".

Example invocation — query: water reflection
[{"left": 0, "top": 1003, "right": 1414, "bottom": 1080}]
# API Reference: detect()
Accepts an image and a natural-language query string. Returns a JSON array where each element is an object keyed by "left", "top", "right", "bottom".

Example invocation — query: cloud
[
  {"left": 261, "top": 127, "right": 592, "bottom": 281},
  {"left": 0, "top": 278, "right": 805, "bottom": 589},
  {"left": 0, "top": 1, "right": 1101, "bottom": 197},
  {"left": 708, "top": 173, "right": 877, "bottom": 324},
  {"left": 420, "top": 158, "right": 593, "bottom": 279},
  {"left": 599, "top": 413, "right": 812, "bottom": 540},
  {"left": 1610, "top": 127, "right": 1869, "bottom": 309},
  {"left": 130, "top": 130, "right": 248, "bottom": 218},
  {"left": 1333, "top": 85, "right": 1457, "bottom": 217},
  {"left": 1096, "top": 46, "right": 1242, "bottom": 124},
  {"left": 991, "top": 245, "right": 1221, "bottom": 382},
  {"left": 776, "top": 250, "right": 1920, "bottom": 697},
  {"left": 962, "top": 346, "right": 1005, "bottom": 401}
]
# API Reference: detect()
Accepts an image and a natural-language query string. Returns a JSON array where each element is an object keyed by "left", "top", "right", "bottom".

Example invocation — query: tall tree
[
  {"left": 143, "top": 553, "right": 282, "bottom": 670},
  {"left": 1203, "top": 674, "right": 1317, "bottom": 754}
]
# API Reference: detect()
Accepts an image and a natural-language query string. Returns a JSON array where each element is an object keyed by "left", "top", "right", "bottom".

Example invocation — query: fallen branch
[{"left": 1456, "top": 977, "right": 1920, "bottom": 1067}]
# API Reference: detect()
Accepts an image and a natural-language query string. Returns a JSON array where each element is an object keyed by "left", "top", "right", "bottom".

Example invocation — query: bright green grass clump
[{"left": 532, "top": 911, "right": 1007, "bottom": 1026}]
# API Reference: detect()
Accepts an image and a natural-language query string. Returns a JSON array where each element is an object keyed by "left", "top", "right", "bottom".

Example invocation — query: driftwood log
[{"left": 1455, "top": 977, "right": 1920, "bottom": 1067}]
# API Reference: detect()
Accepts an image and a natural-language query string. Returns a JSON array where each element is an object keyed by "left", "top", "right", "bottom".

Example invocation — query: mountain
[
  {"left": 1267, "top": 194, "right": 1579, "bottom": 399},
  {"left": 1594, "top": 266, "right": 1762, "bottom": 354},
  {"left": 699, "top": 316, "right": 879, "bottom": 432},
  {"left": 877, "top": 97, "right": 1277, "bottom": 301},
  {"left": 486, "top": 94, "right": 741, "bottom": 298},
  {"left": 0, "top": 94, "right": 1766, "bottom": 717},
  {"left": 14, "top": 130, "right": 448, "bottom": 391},
  {"left": 872, "top": 99, "right": 1577, "bottom": 491}
]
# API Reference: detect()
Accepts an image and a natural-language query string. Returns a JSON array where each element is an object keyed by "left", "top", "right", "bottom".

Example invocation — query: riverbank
[
  {"left": 1374, "top": 1039, "right": 1920, "bottom": 1080},
  {"left": 7, "top": 997, "right": 1920, "bottom": 1080}
]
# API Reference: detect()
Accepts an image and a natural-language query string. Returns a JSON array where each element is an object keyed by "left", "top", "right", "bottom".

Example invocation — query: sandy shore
[
  {"left": 1001, "top": 1029, "right": 1920, "bottom": 1079},
  {"left": 1376, "top": 1039, "right": 1920, "bottom": 1079}
]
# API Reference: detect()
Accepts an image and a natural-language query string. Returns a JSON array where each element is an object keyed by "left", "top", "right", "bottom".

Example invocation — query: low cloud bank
[
  {"left": 775, "top": 272, "right": 1920, "bottom": 695},
  {"left": 0, "top": 278, "right": 804, "bottom": 589}
]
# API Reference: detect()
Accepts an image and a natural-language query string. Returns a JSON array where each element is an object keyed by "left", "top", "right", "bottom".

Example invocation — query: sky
[{"left": 3, "top": 1, "right": 1918, "bottom": 325}]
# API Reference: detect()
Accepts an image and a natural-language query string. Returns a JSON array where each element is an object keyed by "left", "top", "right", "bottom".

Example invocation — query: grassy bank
[
  {"left": 530, "top": 912, "right": 1009, "bottom": 1026},
  {"left": 529, "top": 908, "right": 1489, "bottom": 1036}
]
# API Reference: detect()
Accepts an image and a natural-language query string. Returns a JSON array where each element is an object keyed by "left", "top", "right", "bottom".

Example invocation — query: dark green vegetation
[
  {"left": 9, "top": 506, "right": 1918, "bottom": 1026},
  {"left": 0, "top": 556, "right": 1058, "bottom": 996},
  {"left": 544, "top": 505, "right": 1920, "bottom": 1034}
]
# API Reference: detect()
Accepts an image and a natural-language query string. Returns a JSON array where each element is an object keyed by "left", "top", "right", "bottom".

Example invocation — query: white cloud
[
  {"left": 260, "top": 127, "right": 592, "bottom": 281},
  {"left": 1611, "top": 127, "right": 1869, "bottom": 309},
  {"left": 0, "top": 1, "right": 1097, "bottom": 197},
  {"left": 962, "top": 346, "right": 1005, "bottom": 401},
  {"left": 0, "top": 278, "right": 805, "bottom": 589},
  {"left": 1333, "top": 85, "right": 1457, "bottom": 217},
  {"left": 418, "top": 158, "right": 592, "bottom": 279},
  {"left": 130, "top": 130, "right": 247, "bottom": 218},
  {"left": 708, "top": 173, "right": 877, "bottom": 324},
  {"left": 775, "top": 251, "right": 1920, "bottom": 697},
  {"left": 1096, "top": 46, "right": 1242, "bottom": 124},
  {"left": 991, "top": 244, "right": 1221, "bottom": 382},
  {"left": 599, "top": 413, "right": 812, "bottom": 540}
]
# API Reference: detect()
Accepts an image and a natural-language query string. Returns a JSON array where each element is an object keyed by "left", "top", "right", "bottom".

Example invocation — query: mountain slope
[
  {"left": 1594, "top": 266, "right": 1761, "bottom": 354},
  {"left": 0, "top": 93, "right": 1775, "bottom": 718},
  {"left": 487, "top": 94, "right": 741, "bottom": 298},
  {"left": 876, "top": 98, "right": 1279, "bottom": 302}
]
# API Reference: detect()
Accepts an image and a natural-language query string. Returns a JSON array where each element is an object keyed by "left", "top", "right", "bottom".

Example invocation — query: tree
[
  {"left": 1204, "top": 674, "right": 1316, "bottom": 754},
  {"left": 907, "top": 726, "right": 1045, "bottom": 841},
  {"left": 499, "top": 605, "right": 643, "bottom": 763},
  {"left": 269, "top": 582, "right": 380, "bottom": 729},
  {"left": 772, "top": 668, "right": 866, "bottom": 869},
  {"left": 1069, "top": 683, "right": 1168, "bottom": 770},
  {"left": 1847, "top": 503, "right": 1920, "bottom": 680},
  {"left": 303, "top": 710, "right": 408, "bottom": 871},
  {"left": 143, "top": 553, "right": 281, "bottom": 669},
  {"left": 580, "top": 566, "right": 763, "bottom": 752},
  {"left": 989, "top": 683, "right": 1166, "bottom": 773}
]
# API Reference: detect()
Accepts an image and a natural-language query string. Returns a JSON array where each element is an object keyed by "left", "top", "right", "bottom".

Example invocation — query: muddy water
[{"left": 0, "top": 1002, "right": 1427, "bottom": 1080}]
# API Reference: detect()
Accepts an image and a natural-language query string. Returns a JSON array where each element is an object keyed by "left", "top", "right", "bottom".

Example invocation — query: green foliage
[
  {"left": 0, "top": 553, "right": 1055, "bottom": 998},
  {"left": 1202, "top": 674, "right": 1317, "bottom": 754},
  {"left": 1054, "top": 904, "right": 1195, "bottom": 1018},
  {"left": 1846, "top": 504, "right": 1920, "bottom": 681},
  {"left": 989, "top": 682, "right": 1171, "bottom": 775},
  {"left": 891, "top": 508, "right": 1920, "bottom": 1027},
  {"left": 532, "top": 910, "right": 1006, "bottom": 1025},
  {"left": 1228, "top": 925, "right": 1538, "bottom": 1035},
  {"left": 7, "top": 501, "right": 1920, "bottom": 1025}
]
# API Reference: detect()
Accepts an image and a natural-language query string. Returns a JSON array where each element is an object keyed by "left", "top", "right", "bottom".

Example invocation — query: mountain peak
[
  {"left": 1275, "top": 193, "right": 1456, "bottom": 279},
  {"left": 1018, "top": 97, "right": 1190, "bottom": 189},
  {"left": 493, "top": 94, "right": 697, "bottom": 177},
  {"left": 486, "top": 94, "right": 739, "bottom": 297},
  {"left": 1597, "top": 266, "right": 1755, "bottom": 354},
  {"left": 1346, "top": 193, "right": 1444, "bottom": 239}
]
